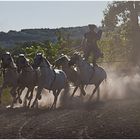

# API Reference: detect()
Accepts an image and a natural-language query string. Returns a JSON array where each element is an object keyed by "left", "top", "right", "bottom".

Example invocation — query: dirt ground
[{"left": 0, "top": 96, "right": 140, "bottom": 139}]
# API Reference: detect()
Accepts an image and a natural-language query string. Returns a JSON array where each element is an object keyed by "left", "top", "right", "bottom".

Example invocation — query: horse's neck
[
  {"left": 44, "top": 58, "right": 51, "bottom": 67},
  {"left": 10, "top": 60, "right": 17, "bottom": 69},
  {"left": 22, "top": 64, "right": 33, "bottom": 73},
  {"left": 6, "top": 62, "right": 18, "bottom": 76},
  {"left": 62, "top": 64, "right": 69, "bottom": 71},
  {"left": 40, "top": 59, "right": 54, "bottom": 75},
  {"left": 77, "top": 57, "right": 85, "bottom": 67}
]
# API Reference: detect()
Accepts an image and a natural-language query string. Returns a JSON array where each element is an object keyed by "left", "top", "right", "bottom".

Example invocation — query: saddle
[{"left": 87, "top": 63, "right": 98, "bottom": 84}]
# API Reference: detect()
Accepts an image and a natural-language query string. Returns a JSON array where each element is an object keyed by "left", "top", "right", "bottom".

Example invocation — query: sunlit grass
[{"left": 0, "top": 76, "right": 11, "bottom": 106}]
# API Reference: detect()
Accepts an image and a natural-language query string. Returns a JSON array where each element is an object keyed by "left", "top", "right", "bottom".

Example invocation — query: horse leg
[
  {"left": 18, "top": 88, "right": 25, "bottom": 104},
  {"left": 27, "top": 88, "right": 34, "bottom": 100},
  {"left": 28, "top": 87, "right": 35, "bottom": 108},
  {"left": 27, "top": 88, "right": 34, "bottom": 108},
  {"left": 31, "top": 87, "right": 42, "bottom": 108},
  {"left": 88, "top": 84, "right": 100, "bottom": 101},
  {"left": 71, "top": 86, "right": 78, "bottom": 97},
  {"left": 97, "top": 87, "right": 100, "bottom": 102},
  {"left": 51, "top": 89, "right": 61, "bottom": 109},
  {"left": 10, "top": 86, "right": 18, "bottom": 108},
  {"left": 16, "top": 87, "right": 25, "bottom": 104},
  {"left": 79, "top": 84, "right": 86, "bottom": 96},
  {"left": 23, "top": 88, "right": 31, "bottom": 107},
  {"left": 51, "top": 90, "right": 56, "bottom": 109},
  {"left": 16, "top": 87, "right": 21, "bottom": 100}
]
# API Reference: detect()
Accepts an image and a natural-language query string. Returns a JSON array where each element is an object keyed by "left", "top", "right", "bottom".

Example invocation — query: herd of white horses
[{"left": 0, "top": 51, "right": 107, "bottom": 109}]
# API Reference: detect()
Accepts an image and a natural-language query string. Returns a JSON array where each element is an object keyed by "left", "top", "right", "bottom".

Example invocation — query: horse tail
[{"left": 104, "top": 71, "right": 107, "bottom": 83}]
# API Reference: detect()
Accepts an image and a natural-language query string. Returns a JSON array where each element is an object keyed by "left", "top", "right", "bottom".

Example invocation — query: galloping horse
[
  {"left": 54, "top": 54, "right": 86, "bottom": 97},
  {"left": 69, "top": 52, "right": 107, "bottom": 101},
  {"left": 31, "top": 53, "right": 70, "bottom": 109},
  {"left": 0, "top": 52, "right": 19, "bottom": 107},
  {"left": 16, "top": 54, "right": 38, "bottom": 107}
]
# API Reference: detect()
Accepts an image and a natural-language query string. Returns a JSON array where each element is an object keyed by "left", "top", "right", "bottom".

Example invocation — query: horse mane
[
  {"left": 43, "top": 57, "right": 51, "bottom": 67},
  {"left": 10, "top": 57, "right": 17, "bottom": 68},
  {"left": 24, "top": 57, "right": 34, "bottom": 70},
  {"left": 60, "top": 55, "right": 70, "bottom": 62}
]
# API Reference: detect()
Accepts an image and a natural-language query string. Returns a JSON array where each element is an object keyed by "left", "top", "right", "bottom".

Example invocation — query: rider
[{"left": 81, "top": 24, "right": 103, "bottom": 66}]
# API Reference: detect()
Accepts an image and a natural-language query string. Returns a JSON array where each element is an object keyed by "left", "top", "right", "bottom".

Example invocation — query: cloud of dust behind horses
[
  {"left": 99, "top": 65, "right": 140, "bottom": 100},
  {"left": 17, "top": 65, "right": 140, "bottom": 108},
  {"left": 15, "top": 88, "right": 54, "bottom": 108},
  {"left": 33, "top": 65, "right": 140, "bottom": 108}
]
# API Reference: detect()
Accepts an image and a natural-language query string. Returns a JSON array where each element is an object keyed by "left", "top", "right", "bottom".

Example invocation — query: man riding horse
[{"left": 81, "top": 24, "right": 103, "bottom": 67}]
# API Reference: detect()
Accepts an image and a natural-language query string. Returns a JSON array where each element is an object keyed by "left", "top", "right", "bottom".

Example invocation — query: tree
[{"left": 102, "top": 1, "right": 140, "bottom": 65}]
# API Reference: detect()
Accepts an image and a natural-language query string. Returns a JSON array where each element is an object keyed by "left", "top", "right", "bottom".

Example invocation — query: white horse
[
  {"left": 69, "top": 52, "right": 107, "bottom": 101},
  {"left": 0, "top": 52, "right": 19, "bottom": 107},
  {"left": 54, "top": 54, "right": 86, "bottom": 97},
  {"left": 16, "top": 54, "right": 38, "bottom": 107},
  {"left": 31, "top": 53, "right": 70, "bottom": 109}
]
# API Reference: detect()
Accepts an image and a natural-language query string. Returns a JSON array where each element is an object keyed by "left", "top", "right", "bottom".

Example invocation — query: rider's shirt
[{"left": 84, "top": 31, "right": 98, "bottom": 47}]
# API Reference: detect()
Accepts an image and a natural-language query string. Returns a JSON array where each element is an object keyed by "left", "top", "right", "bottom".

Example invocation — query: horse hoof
[{"left": 19, "top": 99, "right": 22, "bottom": 104}]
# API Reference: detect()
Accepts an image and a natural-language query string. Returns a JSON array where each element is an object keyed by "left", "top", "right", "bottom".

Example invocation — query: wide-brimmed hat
[{"left": 88, "top": 24, "right": 96, "bottom": 29}]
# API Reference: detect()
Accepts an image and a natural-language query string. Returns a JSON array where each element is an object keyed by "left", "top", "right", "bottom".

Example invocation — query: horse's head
[
  {"left": 1, "top": 52, "right": 13, "bottom": 68},
  {"left": 55, "top": 54, "right": 70, "bottom": 68},
  {"left": 69, "top": 52, "right": 81, "bottom": 66},
  {"left": 33, "top": 53, "right": 47, "bottom": 68},
  {"left": 16, "top": 54, "right": 29, "bottom": 72}
]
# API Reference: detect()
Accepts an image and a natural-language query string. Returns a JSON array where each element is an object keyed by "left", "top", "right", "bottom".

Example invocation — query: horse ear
[
  {"left": 73, "top": 51, "right": 79, "bottom": 56},
  {"left": 61, "top": 53, "right": 64, "bottom": 56}
]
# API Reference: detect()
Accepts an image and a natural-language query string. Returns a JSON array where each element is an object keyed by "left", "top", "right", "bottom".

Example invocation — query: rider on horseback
[{"left": 81, "top": 24, "right": 103, "bottom": 66}]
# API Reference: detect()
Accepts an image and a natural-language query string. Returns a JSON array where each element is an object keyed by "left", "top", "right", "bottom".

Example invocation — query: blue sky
[{"left": 0, "top": 1, "right": 109, "bottom": 32}]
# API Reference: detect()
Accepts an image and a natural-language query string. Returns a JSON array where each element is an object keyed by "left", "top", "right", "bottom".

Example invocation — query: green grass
[
  {"left": 0, "top": 76, "right": 11, "bottom": 106},
  {"left": 1, "top": 88, "right": 12, "bottom": 106}
]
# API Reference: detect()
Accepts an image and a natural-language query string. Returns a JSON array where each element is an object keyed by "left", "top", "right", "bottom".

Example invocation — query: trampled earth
[{"left": 0, "top": 97, "right": 140, "bottom": 139}]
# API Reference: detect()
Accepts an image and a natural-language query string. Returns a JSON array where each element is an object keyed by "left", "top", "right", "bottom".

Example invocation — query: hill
[{"left": 0, "top": 26, "right": 88, "bottom": 48}]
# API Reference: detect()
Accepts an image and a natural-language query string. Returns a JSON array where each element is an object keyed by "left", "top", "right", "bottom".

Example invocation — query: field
[
  {"left": 0, "top": 67, "right": 140, "bottom": 139},
  {"left": 0, "top": 93, "right": 140, "bottom": 139}
]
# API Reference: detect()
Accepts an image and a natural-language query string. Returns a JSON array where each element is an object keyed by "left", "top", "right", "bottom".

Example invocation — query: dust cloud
[
  {"left": 15, "top": 64, "right": 140, "bottom": 108},
  {"left": 99, "top": 65, "right": 140, "bottom": 100}
]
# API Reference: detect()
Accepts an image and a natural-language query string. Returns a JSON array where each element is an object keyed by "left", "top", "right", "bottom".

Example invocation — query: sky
[{"left": 0, "top": 1, "right": 109, "bottom": 32}]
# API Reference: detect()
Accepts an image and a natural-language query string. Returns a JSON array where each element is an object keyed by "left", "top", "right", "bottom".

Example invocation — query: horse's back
[
  {"left": 81, "top": 65, "right": 106, "bottom": 85},
  {"left": 92, "top": 66, "right": 107, "bottom": 85},
  {"left": 53, "top": 69, "right": 68, "bottom": 89}
]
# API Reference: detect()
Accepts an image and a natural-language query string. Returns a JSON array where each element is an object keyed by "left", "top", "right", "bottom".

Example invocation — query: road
[{"left": 0, "top": 96, "right": 140, "bottom": 139}]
